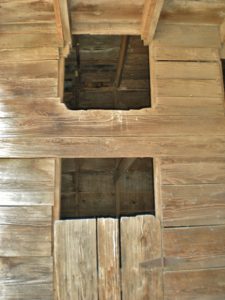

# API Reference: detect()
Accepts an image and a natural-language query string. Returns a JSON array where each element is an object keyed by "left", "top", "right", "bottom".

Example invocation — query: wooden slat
[
  {"left": 161, "top": 158, "right": 225, "bottom": 185},
  {"left": 152, "top": 45, "right": 220, "bottom": 61},
  {"left": 156, "top": 79, "right": 223, "bottom": 97},
  {"left": 121, "top": 215, "right": 162, "bottom": 300},
  {"left": 0, "top": 0, "right": 55, "bottom": 24},
  {"left": 161, "top": 0, "right": 225, "bottom": 25},
  {"left": 162, "top": 184, "right": 225, "bottom": 226},
  {"left": 0, "top": 225, "right": 51, "bottom": 256},
  {"left": 0, "top": 285, "right": 53, "bottom": 300},
  {"left": 141, "top": 0, "right": 164, "bottom": 44},
  {"left": 155, "top": 61, "right": 221, "bottom": 79},
  {"left": 154, "top": 23, "right": 221, "bottom": 48},
  {"left": 0, "top": 206, "right": 52, "bottom": 226},
  {"left": 154, "top": 97, "right": 224, "bottom": 116},
  {"left": 97, "top": 218, "right": 121, "bottom": 300},
  {"left": 55, "top": 220, "right": 98, "bottom": 300},
  {"left": 163, "top": 225, "right": 225, "bottom": 270},
  {"left": 164, "top": 268, "right": 225, "bottom": 300},
  {"left": 1, "top": 136, "right": 225, "bottom": 158},
  {"left": 0, "top": 48, "right": 59, "bottom": 62}
]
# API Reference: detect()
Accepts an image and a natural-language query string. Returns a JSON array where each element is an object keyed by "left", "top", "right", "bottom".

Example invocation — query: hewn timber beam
[
  {"left": 221, "top": 20, "right": 225, "bottom": 59},
  {"left": 53, "top": 0, "right": 72, "bottom": 56},
  {"left": 141, "top": 0, "right": 165, "bottom": 45},
  {"left": 114, "top": 36, "right": 129, "bottom": 88},
  {"left": 114, "top": 158, "right": 137, "bottom": 183}
]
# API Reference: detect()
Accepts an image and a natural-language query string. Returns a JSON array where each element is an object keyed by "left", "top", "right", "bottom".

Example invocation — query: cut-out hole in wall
[
  {"left": 64, "top": 35, "right": 151, "bottom": 110},
  {"left": 61, "top": 158, "right": 155, "bottom": 219}
]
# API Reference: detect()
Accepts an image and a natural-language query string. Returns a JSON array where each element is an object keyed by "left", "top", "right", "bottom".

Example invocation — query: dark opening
[
  {"left": 61, "top": 158, "right": 155, "bottom": 219},
  {"left": 64, "top": 35, "right": 151, "bottom": 110}
]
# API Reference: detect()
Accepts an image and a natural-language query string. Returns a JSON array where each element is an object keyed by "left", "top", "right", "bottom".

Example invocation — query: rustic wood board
[
  {"left": 121, "top": 215, "right": 162, "bottom": 300},
  {"left": 163, "top": 225, "right": 225, "bottom": 270},
  {"left": 0, "top": 48, "right": 59, "bottom": 62},
  {"left": 164, "top": 268, "right": 225, "bottom": 300},
  {"left": 55, "top": 220, "right": 98, "bottom": 300},
  {"left": 1, "top": 136, "right": 225, "bottom": 158},
  {"left": 0, "top": 206, "right": 52, "bottom": 226},
  {"left": 162, "top": 184, "right": 225, "bottom": 226},
  {"left": 97, "top": 218, "right": 121, "bottom": 300},
  {"left": 0, "top": 225, "right": 51, "bottom": 256},
  {"left": 160, "top": 158, "right": 225, "bottom": 185}
]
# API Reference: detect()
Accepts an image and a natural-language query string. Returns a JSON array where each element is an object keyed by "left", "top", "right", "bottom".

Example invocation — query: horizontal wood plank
[
  {"left": 161, "top": 158, "right": 225, "bottom": 185},
  {"left": 0, "top": 225, "right": 51, "bottom": 256},
  {"left": 0, "top": 48, "right": 59, "bottom": 61},
  {"left": 1, "top": 136, "right": 225, "bottom": 158},
  {"left": 163, "top": 225, "right": 225, "bottom": 270},
  {"left": 164, "top": 268, "right": 225, "bottom": 300},
  {"left": 162, "top": 184, "right": 225, "bottom": 226}
]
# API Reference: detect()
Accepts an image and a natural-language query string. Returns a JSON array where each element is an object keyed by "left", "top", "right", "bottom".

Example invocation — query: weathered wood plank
[
  {"left": 0, "top": 257, "right": 53, "bottom": 285},
  {"left": 164, "top": 268, "right": 225, "bottom": 300},
  {"left": 152, "top": 45, "right": 220, "bottom": 61},
  {"left": 156, "top": 79, "right": 223, "bottom": 97},
  {"left": 163, "top": 225, "right": 225, "bottom": 270},
  {"left": 154, "top": 97, "right": 224, "bottom": 116},
  {"left": 0, "top": 0, "right": 55, "bottom": 24},
  {"left": 161, "top": 158, "right": 225, "bottom": 185},
  {"left": 162, "top": 184, "right": 225, "bottom": 226},
  {"left": 0, "top": 48, "right": 59, "bottom": 62},
  {"left": 1, "top": 136, "right": 225, "bottom": 158},
  {"left": 0, "top": 225, "right": 51, "bottom": 256},
  {"left": 1, "top": 115, "right": 225, "bottom": 137},
  {"left": 0, "top": 206, "right": 52, "bottom": 226},
  {"left": 55, "top": 220, "right": 98, "bottom": 300},
  {"left": 155, "top": 62, "right": 221, "bottom": 79},
  {"left": 97, "top": 218, "right": 121, "bottom": 300},
  {"left": 121, "top": 215, "right": 162, "bottom": 300},
  {"left": 154, "top": 23, "right": 221, "bottom": 48}
]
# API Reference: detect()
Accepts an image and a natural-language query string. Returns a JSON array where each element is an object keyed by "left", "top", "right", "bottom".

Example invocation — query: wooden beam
[
  {"left": 54, "top": 0, "right": 72, "bottom": 54},
  {"left": 221, "top": 20, "right": 225, "bottom": 58},
  {"left": 114, "top": 36, "right": 129, "bottom": 88},
  {"left": 141, "top": 0, "right": 165, "bottom": 45}
]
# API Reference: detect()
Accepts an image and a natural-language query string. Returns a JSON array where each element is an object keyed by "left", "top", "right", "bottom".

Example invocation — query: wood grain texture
[
  {"left": 0, "top": 206, "right": 52, "bottom": 226},
  {"left": 164, "top": 268, "right": 225, "bottom": 300},
  {"left": 0, "top": 158, "right": 55, "bottom": 205},
  {"left": 163, "top": 225, "right": 225, "bottom": 270},
  {"left": 97, "top": 218, "right": 121, "bottom": 300},
  {"left": 0, "top": 225, "right": 51, "bottom": 256},
  {"left": 1, "top": 136, "right": 225, "bottom": 158},
  {"left": 155, "top": 23, "right": 221, "bottom": 48},
  {"left": 161, "top": 158, "right": 225, "bottom": 185},
  {"left": 55, "top": 220, "right": 98, "bottom": 300},
  {"left": 121, "top": 215, "right": 162, "bottom": 300},
  {"left": 162, "top": 184, "right": 225, "bottom": 226},
  {"left": 0, "top": 48, "right": 59, "bottom": 62}
]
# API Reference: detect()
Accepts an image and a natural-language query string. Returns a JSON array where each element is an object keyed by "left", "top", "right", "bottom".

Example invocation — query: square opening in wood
[
  {"left": 61, "top": 158, "right": 155, "bottom": 219},
  {"left": 64, "top": 35, "right": 151, "bottom": 110}
]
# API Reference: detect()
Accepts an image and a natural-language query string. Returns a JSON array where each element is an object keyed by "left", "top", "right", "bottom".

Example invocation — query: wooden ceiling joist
[
  {"left": 114, "top": 158, "right": 137, "bottom": 183},
  {"left": 114, "top": 36, "right": 129, "bottom": 88},
  {"left": 141, "top": 0, "right": 165, "bottom": 45}
]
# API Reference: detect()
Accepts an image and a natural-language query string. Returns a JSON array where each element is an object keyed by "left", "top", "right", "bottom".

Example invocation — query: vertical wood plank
[
  {"left": 121, "top": 215, "right": 162, "bottom": 300},
  {"left": 55, "top": 220, "right": 98, "bottom": 300},
  {"left": 97, "top": 218, "right": 121, "bottom": 300}
]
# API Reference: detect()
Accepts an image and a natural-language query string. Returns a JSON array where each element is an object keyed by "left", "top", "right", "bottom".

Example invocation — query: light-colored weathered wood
[
  {"left": 0, "top": 206, "right": 52, "bottom": 226},
  {"left": 164, "top": 268, "right": 225, "bottom": 300},
  {"left": 97, "top": 218, "right": 121, "bottom": 300},
  {"left": 55, "top": 220, "right": 98, "bottom": 300},
  {"left": 141, "top": 0, "right": 164, "bottom": 44},
  {"left": 121, "top": 215, "right": 162, "bottom": 300},
  {"left": 0, "top": 225, "right": 51, "bottom": 256},
  {"left": 154, "top": 23, "right": 221, "bottom": 48},
  {"left": 163, "top": 225, "right": 225, "bottom": 270},
  {"left": 162, "top": 184, "right": 225, "bottom": 226},
  {"left": 161, "top": 0, "right": 225, "bottom": 25},
  {"left": 161, "top": 158, "right": 225, "bottom": 185},
  {"left": 152, "top": 45, "right": 220, "bottom": 61},
  {"left": 0, "top": 48, "right": 59, "bottom": 62}
]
